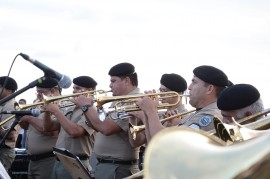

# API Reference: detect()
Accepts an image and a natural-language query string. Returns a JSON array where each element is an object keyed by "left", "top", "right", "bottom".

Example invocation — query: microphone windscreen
[
  {"left": 58, "top": 75, "right": 72, "bottom": 89},
  {"left": 32, "top": 109, "right": 41, "bottom": 117}
]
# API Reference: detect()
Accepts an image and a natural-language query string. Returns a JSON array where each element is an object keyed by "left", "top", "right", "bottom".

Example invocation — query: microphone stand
[
  {"left": 0, "top": 76, "right": 45, "bottom": 105},
  {"left": 0, "top": 115, "right": 21, "bottom": 148}
]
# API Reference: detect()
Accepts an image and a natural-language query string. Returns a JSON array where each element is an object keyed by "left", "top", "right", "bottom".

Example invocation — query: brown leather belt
[{"left": 28, "top": 151, "right": 55, "bottom": 161}]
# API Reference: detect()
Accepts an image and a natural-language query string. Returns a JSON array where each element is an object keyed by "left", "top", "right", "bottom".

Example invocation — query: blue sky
[{"left": 1, "top": 0, "right": 270, "bottom": 107}]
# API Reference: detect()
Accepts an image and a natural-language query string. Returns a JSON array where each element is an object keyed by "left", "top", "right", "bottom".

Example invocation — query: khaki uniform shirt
[
  {"left": 94, "top": 88, "right": 141, "bottom": 161},
  {"left": 26, "top": 112, "right": 58, "bottom": 155},
  {"left": 181, "top": 102, "right": 222, "bottom": 131},
  {"left": 55, "top": 106, "right": 96, "bottom": 157},
  {"left": 0, "top": 98, "right": 18, "bottom": 148}
]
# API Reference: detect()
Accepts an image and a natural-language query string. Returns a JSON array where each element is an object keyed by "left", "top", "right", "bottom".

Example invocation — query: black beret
[
  {"left": 0, "top": 76, "right": 18, "bottom": 91},
  {"left": 217, "top": 84, "right": 260, "bottom": 110},
  {"left": 160, "top": 73, "right": 187, "bottom": 92},
  {"left": 193, "top": 65, "right": 229, "bottom": 87},
  {"left": 73, "top": 76, "right": 97, "bottom": 88},
  {"left": 108, "top": 62, "right": 135, "bottom": 76},
  {"left": 228, "top": 80, "right": 234, "bottom": 86},
  {"left": 36, "top": 78, "right": 58, "bottom": 88}
]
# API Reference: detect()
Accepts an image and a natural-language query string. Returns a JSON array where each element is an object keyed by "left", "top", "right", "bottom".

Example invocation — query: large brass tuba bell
[{"left": 141, "top": 127, "right": 270, "bottom": 179}]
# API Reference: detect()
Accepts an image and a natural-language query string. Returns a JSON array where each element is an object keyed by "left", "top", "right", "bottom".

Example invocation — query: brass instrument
[
  {"left": 124, "top": 170, "right": 144, "bottom": 179},
  {"left": 0, "top": 90, "right": 108, "bottom": 128},
  {"left": 141, "top": 126, "right": 270, "bottom": 179},
  {"left": 96, "top": 91, "right": 185, "bottom": 110},
  {"left": 0, "top": 101, "right": 45, "bottom": 128},
  {"left": 43, "top": 89, "right": 111, "bottom": 105},
  {"left": 129, "top": 109, "right": 196, "bottom": 140},
  {"left": 237, "top": 108, "right": 270, "bottom": 125},
  {"left": 212, "top": 108, "right": 270, "bottom": 143},
  {"left": 97, "top": 92, "right": 188, "bottom": 121},
  {"left": 34, "top": 90, "right": 181, "bottom": 112}
]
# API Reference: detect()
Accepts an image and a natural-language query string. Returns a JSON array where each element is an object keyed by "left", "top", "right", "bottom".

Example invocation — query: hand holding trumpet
[{"left": 70, "top": 95, "right": 94, "bottom": 109}]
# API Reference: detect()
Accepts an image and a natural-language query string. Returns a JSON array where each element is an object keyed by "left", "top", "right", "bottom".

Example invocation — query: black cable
[{"left": 0, "top": 53, "right": 21, "bottom": 98}]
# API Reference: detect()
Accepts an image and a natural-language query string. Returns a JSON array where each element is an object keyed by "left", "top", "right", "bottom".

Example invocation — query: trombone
[
  {"left": 130, "top": 109, "right": 196, "bottom": 140},
  {"left": 211, "top": 108, "right": 270, "bottom": 143}
]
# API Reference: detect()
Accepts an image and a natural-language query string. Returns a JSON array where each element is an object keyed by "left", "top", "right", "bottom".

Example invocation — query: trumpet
[
  {"left": 0, "top": 104, "right": 43, "bottom": 130},
  {"left": 44, "top": 89, "right": 111, "bottom": 104},
  {"left": 39, "top": 90, "right": 183, "bottom": 112},
  {"left": 96, "top": 91, "right": 187, "bottom": 110},
  {"left": 0, "top": 90, "right": 110, "bottom": 128},
  {"left": 0, "top": 101, "right": 46, "bottom": 128},
  {"left": 97, "top": 92, "right": 189, "bottom": 121},
  {"left": 129, "top": 109, "right": 196, "bottom": 140}
]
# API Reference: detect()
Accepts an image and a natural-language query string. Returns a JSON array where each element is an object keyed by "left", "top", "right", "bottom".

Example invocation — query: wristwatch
[{"left": 81, "top": 104, "right": 92, "bottom": 113}]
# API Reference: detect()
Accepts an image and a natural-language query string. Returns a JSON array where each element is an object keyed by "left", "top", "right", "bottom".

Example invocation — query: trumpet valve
[{"left": 129, "top": 123, "right": 137, "bottom": 140}]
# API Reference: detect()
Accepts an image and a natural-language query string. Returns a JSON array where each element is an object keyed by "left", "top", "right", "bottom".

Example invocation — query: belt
[
  {"left": 56, "top": 154, "right": 89, "bottom": 161},
  {"left": 97, "top": 158, "right": 139, "bottom": 165},
  {"left": 28, "top": 151, "right": 55, "bottom": 161}
]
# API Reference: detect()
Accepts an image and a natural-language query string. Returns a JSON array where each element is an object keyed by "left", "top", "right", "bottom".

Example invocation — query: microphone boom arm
[{"left": 0, "top": 76, "right": 45, "bottom": 105}]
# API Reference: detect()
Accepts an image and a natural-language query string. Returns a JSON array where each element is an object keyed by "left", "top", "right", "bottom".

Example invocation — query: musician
[
  {"left": 159, "top": 73, "right": 188, "bottom": 126},
  {"left": 135, "top": 65, "right": 229, "bottom": 139},
  {"left": 0, "top": 76, "right": 18, "bottom": 172},
  {"left": 72, "top": 63, "right": 141, "bottom": 179},
  {"left": 43, "top": 76, "right": 97, "bottom": 179},
  {"left": 19, "top": 78, "right": 62, "bottom": 179},
  {"left": 129, "top": 73, "right": 188, "bottom": 145},
  {"left": 217, "top": 83, "right": 264, "bottom": 124}
]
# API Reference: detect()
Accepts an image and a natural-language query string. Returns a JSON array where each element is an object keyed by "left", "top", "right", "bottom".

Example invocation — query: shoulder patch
[{"left": 199, "top": 116, "right": 212, "bottom": 126}]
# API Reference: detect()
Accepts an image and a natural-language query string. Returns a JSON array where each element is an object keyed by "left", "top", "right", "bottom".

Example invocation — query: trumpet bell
[{"left": 143, "top": 126, "right": 270, "bottom": 179}]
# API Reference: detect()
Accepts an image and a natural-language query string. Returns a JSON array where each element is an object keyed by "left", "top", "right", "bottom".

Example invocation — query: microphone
[
  {"left": 20, "top": 53, "right": 72, "bottom": 89},
  {"left": 0, "top": 109, "right": 40, "bottom": 117}
]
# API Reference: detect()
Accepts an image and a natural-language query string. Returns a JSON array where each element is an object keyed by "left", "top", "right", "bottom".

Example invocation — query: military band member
[
  {"left": 180, "top": 65, "right": 229, "bottom": 130},
  {"left": 19, "top": 78, "right": 62, "bottom": 179},
  {"left": 134, "top": 65, "right": 229, "bottom": 139},
  {"left": 72, "top": 63, "right": 141, "bottom": 179},
  {"left": 43, "top": 76, "right": 97, "bottom": 179},
  {"left": 0, "top": 76, "right": 18, "bottom": 171},
  {"left": 217, "top": 83, "right": 264, "bottom": 124},
  {"left": 159, "top": 73, "right": 188, "bottom": 126},
  {"left": 129, "top": 73, "right": 188, "bottom": 145}
]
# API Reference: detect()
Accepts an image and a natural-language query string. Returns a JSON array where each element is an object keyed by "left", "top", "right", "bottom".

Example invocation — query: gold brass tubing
[{"left": 130, "top": 109, "right": 196, "bottom": 140}]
